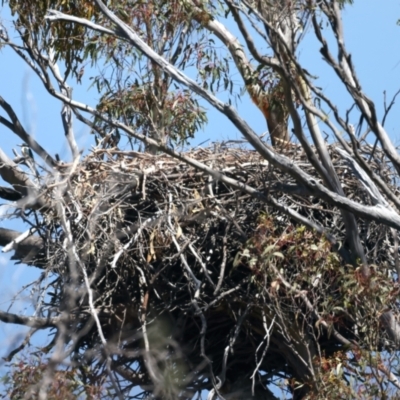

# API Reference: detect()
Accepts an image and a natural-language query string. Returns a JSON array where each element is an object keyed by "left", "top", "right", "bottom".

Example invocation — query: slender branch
[
  {"left": 0, "top": 146, "right": 39, "bottom": 199},
  {"left": 0, "top": 96, "right": 57, "bottom": 168},
  {"left": 316, "top": 4, "right": 400, "bottom": 176},
  {"left": 56, "top": 194, "right": 124, "bottom": 399},
  {"left": 2, "top": 227, "right": 38, "bottom": 253},
  {"left": 47, "top": 40, "right": 80, "bottom": 161},
  {"left": 223, "top": 0, "right": 274, "bottom": 66}
]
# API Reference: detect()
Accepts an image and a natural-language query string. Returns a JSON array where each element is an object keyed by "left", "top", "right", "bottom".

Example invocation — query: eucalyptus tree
[{"left": 0, "top": 0, "right": 400, "bottom": 399}]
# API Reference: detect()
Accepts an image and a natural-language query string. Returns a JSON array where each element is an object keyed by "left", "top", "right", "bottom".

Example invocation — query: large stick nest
[{"left": 29, "top": 143, "right": 400, "bottom": 397}]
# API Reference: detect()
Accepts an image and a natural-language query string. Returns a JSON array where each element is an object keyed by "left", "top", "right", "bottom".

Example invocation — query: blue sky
[{"left": 0, "top": 0, "right": 400, "bottom": 393}]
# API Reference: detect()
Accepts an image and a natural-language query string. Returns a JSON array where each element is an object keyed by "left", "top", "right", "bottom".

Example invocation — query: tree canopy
[{"left": 0, "top": 1, "right": 400, "bottom": 399}]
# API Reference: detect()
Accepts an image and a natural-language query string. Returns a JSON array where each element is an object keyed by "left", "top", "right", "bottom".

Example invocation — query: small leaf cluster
[{"left": 1, "top": 353, "right": 106, "bottom": 399}]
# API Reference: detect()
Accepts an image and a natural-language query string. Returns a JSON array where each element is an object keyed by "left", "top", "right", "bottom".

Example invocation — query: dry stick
[
  {"left": 188, "top": 242, "right": 215, "bottom": 288},
  {"left": 204, "top": 279, "right": 248, "bottom": 312},
  {"left": 224, "top": 0, "right": 270, "bottom": 65},
  {"left": 0, "top": 140, "right": 39, "bottom": 199},
  {"left": 208, "top": 304, "right": 251, "bottom": 400},
  {"left": 47, "top": 44, "right": 80, "bottom": 161},
  {"left": 0, "top": 310, "right": 58, "bottom": 329},
  {"left": 251, "top": 312, "right": 275, "bottom": 395},
  {"left": 165, "top": 192, "right": 220, "bottom": 393},
  {"left": 110, "top": 212, "right": 163, "bottom": 268},
  {"left": 368, "top": 88, "right": 400, "bottom": 162},
  {"left": 56, "top": 197, "right": 124, "bottom": 400},
  {"left": 214, "top": 223, "right": 229, "bottom": 295},
  {"left": 0, "top": 96, "right": 57, "bottom": 168},
  {"left": 136, "top": 264, "right": 161, "bottom": 388},
  {"left": 2, "top": 227, "right": 37, "bottom": 253}
]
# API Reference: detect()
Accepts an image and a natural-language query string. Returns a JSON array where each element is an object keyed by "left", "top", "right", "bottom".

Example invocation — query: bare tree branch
[
  {"left": 0, "top": 96, "right": 57, "bottom": 168},
  {"left": 0, "top": 310, "right": 58, "bottom": 329}
]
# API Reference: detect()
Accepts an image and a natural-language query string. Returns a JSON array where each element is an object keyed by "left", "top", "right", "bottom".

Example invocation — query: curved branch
[
  {"left": 224, "top": 0, "right": 269, "bottom": 65},
  {"left": 0, "top": 147, "right": 37, "bottom": 197},
  {"left": 47, "top": 46, "right": 80, "bottom": 161},
  {"left": 0, "top": 96, "right": 57, "bottom": 168},
  {"left": 0, "top": 227, "right": 44, "bottom": 265}
]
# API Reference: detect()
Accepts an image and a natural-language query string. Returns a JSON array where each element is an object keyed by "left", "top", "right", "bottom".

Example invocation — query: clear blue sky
[{"left": 0, "top": 0, "right": 399, "bottom": 391}]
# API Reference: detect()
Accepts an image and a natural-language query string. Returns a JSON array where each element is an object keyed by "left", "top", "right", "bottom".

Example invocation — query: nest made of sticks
[{"left": 33, "top": 142, "right": 400, "bottom": 396}]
